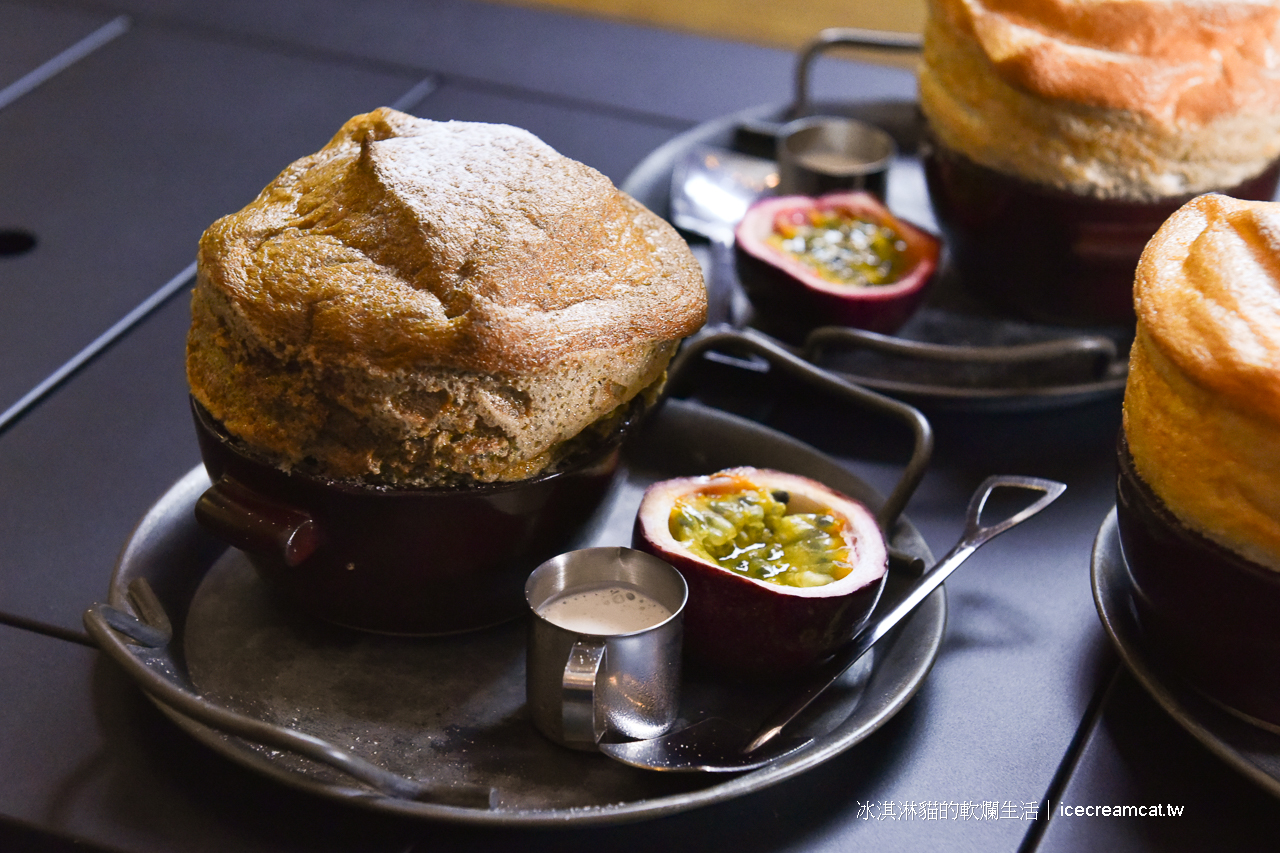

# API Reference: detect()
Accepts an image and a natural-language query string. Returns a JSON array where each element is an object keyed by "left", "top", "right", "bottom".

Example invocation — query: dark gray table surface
[
  {"left": 1, "top": 1, "right": 1275, "bottom": 851},
  {"left": 0, "top": 0, "right": 116, "bottom": 93}
]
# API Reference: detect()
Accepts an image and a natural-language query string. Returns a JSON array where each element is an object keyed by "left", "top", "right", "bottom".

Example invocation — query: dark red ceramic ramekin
[
  {"left": 191, "top": 398, "right": 626, "bottom": 635},
  {"left": 1116, "top": 431, "right": 1280, "bottom": 729},
  {"left": 925, "top": 140, "right": 1280, "bottom": 326}
]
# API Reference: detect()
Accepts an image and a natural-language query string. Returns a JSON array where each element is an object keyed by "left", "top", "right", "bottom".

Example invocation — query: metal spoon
[
  {"left": 599, "top": 474, "right": 1067, "bottom": 772},
  {"left": 669, "top": 143, "right": 776, "bottom": 245},
  {"left": 669, "top": 144, "right": 776, "bottom": 327}
]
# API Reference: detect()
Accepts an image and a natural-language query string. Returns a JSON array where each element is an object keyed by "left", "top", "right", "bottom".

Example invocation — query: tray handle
[
  {"left": 665, "top": 326, "right": 933, "bottom": 541},
  {"left": 734, "top": 27, "right": 924, "bottom": 162},
  {"left": 788, "top": 27, "right": 923, "bottom": 121},
  {"left": 83, "top": 584, "right": 497, "bottom": 810},
  {"left": 805, "top": 325, "right": 1121, "bottom": 378}
]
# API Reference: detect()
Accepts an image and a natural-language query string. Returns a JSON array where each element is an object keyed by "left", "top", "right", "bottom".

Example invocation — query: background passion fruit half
[
  {"left": 734, "top": 191, "right": 940, "bottom": 341},
  {"left": 633, "top": 466, "right": 888, "bottom": 677}
]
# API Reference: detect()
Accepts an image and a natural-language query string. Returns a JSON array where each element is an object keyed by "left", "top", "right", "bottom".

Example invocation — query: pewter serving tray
[
  {"left": 1092, "top": 508, "right": 1280, "bottom": 798},
  {"left": 622, "top": 101, "right": 1132, "bottom": 411},
  {"left": 101, "top": 398, "right": 944, "bottom": 826}
]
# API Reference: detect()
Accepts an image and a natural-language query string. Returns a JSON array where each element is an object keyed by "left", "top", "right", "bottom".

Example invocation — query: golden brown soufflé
[
  {"left": 188, "top": 108, "right": 706, "bottom": 487},
  {"left": 919, "top": 0, "right": 1280, "bottom": 201},
  {"left": 1123, "top": 193, "right": 1280, "bottom": 572}
]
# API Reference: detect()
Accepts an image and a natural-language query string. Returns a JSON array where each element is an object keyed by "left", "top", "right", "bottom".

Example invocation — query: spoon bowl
[
  {"left": 668, "top": 145, "right": 777, "bottom": 327},
  {"left": 601, "top": 717, "right": 812, "bottom": 773},
  {"left": 669, "top": 144, "right": 776, "bottom": 244}
]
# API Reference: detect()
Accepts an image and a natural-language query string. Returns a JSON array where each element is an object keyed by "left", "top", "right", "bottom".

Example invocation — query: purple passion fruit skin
[
  {"left": 734, "top": 192, "right": 940, "bottom": 341},
  {"left": 633, "top": 467, "right": 888, "bottom": 677}
]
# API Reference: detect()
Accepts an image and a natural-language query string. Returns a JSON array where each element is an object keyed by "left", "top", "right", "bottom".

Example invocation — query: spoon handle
[{"left": 743, "top": 475, "right": 1066, "bottom": 754}]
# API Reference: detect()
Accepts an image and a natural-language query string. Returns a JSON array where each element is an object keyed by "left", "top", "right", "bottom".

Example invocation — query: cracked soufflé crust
[
  {"left": 919, "top": 0, "right": 1280, "bottom": 200},
  {"left": 1123, "top": 194, "right": 1280, "bottom": 571},
  {"left": 188, "top": 108, "right": 706, "bottom": 487}
]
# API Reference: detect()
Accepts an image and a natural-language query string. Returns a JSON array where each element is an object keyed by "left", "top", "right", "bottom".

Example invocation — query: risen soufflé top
[
  {"left": 919, "top": 0, "right": 1280, "bottom": 200},
  {"left": 188, "top": 108, "right": 706, "bottom": 486},
  {"left": 1124, "top": 193, "right": 1280, "bottom": 571}
]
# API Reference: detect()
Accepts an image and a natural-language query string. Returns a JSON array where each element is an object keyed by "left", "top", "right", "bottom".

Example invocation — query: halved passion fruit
[
  {"left": 734, "top": 191, "right": 940, "bottom": 340},
  {"left": 633, "top": 466, "right": 888, "bottom": 677}
]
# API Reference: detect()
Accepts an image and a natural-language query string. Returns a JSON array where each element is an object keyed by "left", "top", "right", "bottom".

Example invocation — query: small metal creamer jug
[{"left": 525, "top": 547, "right": 687, "bottom": 750}]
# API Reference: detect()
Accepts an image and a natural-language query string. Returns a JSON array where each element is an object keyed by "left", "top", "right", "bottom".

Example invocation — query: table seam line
[
  {"left": 0, "top": 261, "right": 196, "bottom": 438},
  {"left": 0, "top": 611, "right": 95, "bottom": 647},
  {"left": 0, "top": 14, "right": 130, "bottom": 111},
  {"left": 1017, "top": 660, "right": 1123, "bottom": 852},
  {"left": 43, "top": 0, "right": 697, "bottom": 130}
]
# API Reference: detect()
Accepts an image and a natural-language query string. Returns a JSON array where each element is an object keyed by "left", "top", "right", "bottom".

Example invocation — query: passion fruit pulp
[
  {"left": 734, "top": 191, "right": 940, "bottom": 341},
  {"left": 633, "top": 467, "right": 888, "bottom": 677},
  {"left": 669, "top": 480, "right": 855, "bottom": 588}
]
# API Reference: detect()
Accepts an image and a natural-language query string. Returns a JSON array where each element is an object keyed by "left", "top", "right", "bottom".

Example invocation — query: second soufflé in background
[
  {"left": 919, "top": 0, "right": 1280, "bottom": 202},
  {"left": 188, "top": 108, "right": 707, "bottom": 488},
  {"left": 917, "top": 0, "right": 1280, "bottom": 323},
  {"left": 1117, "top": 192, "right": 1280, "bottom": 724},
  {"left": 1123, "top": 193, "right": 1280, "bottom": 572}
]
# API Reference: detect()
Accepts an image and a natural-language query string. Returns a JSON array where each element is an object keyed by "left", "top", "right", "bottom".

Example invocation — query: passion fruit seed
[
  {"left": 669, "top": 486, "right": 854, "bottom": 588},
  {"left": 767, "top": 206, "right": 907, "bottom": 287}
]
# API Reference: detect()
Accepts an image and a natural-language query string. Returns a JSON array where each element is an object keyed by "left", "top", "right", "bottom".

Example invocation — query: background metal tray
[
  {"left": 101, "top": 398, "right": 946, "bottom": 826},
  {"left": 622, "top": 101, "right": 1131, "bottom": 412}
]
